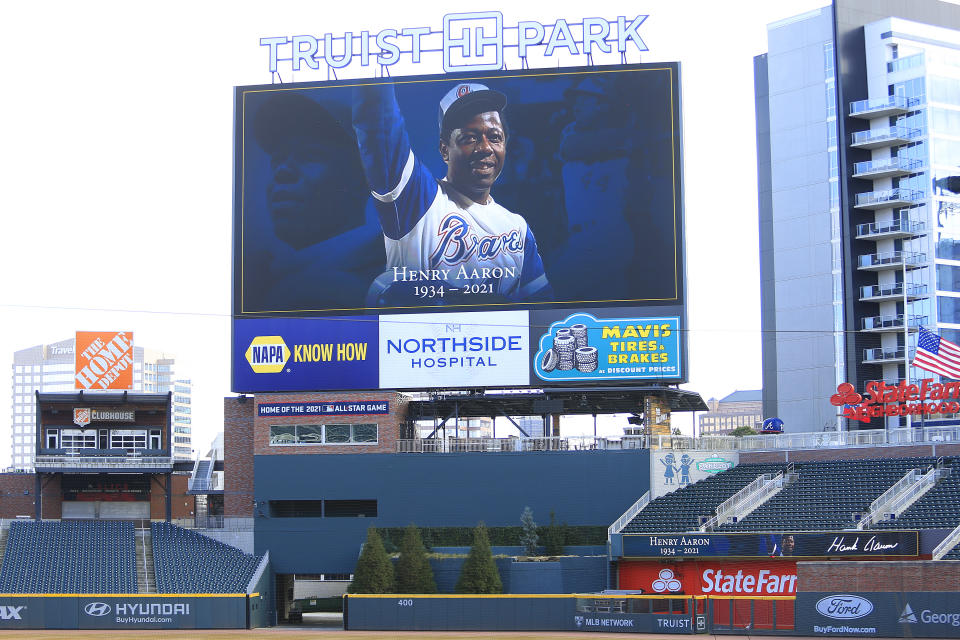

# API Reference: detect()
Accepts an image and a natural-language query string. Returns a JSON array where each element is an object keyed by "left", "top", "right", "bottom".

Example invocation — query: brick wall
[
  {"left": 0, "top": 474, "right": 36, "bottom": 518},
  {"left": 252, "top": 391, "right": 406, "bottom": 456},
  {"left": 224, "top": 396, "right": 255, "bottom": 518},
  {"left": 799, "top": 561, "right": 960, "bottom": 592},
  {"left": 150, "top": 474, "right": 194, "bottom": 519}
]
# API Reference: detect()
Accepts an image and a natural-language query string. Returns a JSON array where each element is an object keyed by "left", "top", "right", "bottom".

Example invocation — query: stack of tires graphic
[{"left": 542, "top": 324, "right": 597, "bottom": 373}]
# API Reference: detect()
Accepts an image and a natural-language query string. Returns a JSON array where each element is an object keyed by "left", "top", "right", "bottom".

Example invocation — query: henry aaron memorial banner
[{"left": 232, "top": 62, "right": 686, "bottom": 392}]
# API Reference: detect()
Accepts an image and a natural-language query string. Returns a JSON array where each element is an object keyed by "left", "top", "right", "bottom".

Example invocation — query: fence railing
[
  {"left": 700, "top": 473, "right": 783, "bottom": 532},
  {"left": 933, "top": 520, "right": 960, "bottom": 560},
  {"left": 33, "top": 455, "right": 173, "bottom": 470},
  {"left": 608, "top": 491, "right": 650, "bottom": 536},
  {"left": 396, "top": 435, "right": 647, "bottom": 453}
]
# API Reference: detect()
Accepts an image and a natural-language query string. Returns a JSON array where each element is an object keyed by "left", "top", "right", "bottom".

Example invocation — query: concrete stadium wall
[{"left": 254, "top": 449, "right": 649, "bottom": 574}]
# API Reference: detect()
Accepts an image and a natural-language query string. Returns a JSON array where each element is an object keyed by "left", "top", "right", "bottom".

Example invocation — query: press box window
[{"left": 269, "top": 424, "right": 378, "bottom": 445}]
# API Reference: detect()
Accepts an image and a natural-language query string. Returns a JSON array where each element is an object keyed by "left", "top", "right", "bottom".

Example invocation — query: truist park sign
[
  {"left": 830, "top": 380, "right": 960, "bottom": 423},
  {"left": 260, "top": 13, "right": 648, "bottom": 74}
]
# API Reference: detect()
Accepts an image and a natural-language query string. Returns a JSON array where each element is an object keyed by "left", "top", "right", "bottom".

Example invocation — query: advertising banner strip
[
  {"left": 799, "top": 592, "right": 960, "bottom": 638},
  {"left": 257, "top": 401, "right": 388, "bottom": 416},
  {"left": 620, "top": 531, "right": 919, "bottom": 559}
]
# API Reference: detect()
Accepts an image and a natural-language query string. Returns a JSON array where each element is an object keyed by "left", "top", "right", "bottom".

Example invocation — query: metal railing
[
  {"left": 855, "top": 188, "right": 924, "bottom": 207},
  {"left": 859, "top": 282, "right": 927, "bottom": 300},
  {"left": 649, "top": 425, "right": 960, "bottom": 453},
  {"left": 608, "top": 491, "right": 650, "bottom": 536},
  {"left": 933, "top": 520, "right": 960, "bottom": 560},
  {"left": 857, "top": 250, "right": 925, "bottom": 269},
  {"left": 33, "top": 455, "right": 173, "bottom": 470},
  {"left": 850, "top": 94, "right": 920, "bottom": 115},
  {"left": 859, "top": 466, "right": 944, "bottom": 529},
  {"left": 852, "top": 156, "right": 923, "bottom": 176},
  {"left": 700, "top": 473, "right": 784, "bottom": 532},
  {"left": 855, "top": 218, "right": 924, "bottom": 237},
  {"left": 860, "top": 313, "right": 926, "bottom": 331},
  {"left": 863, "top": 347, "right": 908, "bottom": 362},
  {"left": 396, "top": 435, "right": 647, "bottom": 453},
  {"left": 851, "top": 126, "right": 921, "bottom": 146}
]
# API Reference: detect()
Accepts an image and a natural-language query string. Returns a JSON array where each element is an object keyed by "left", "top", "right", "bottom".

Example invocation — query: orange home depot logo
[
  {"left": 73, "top": 408, "right": 91, "bottom": 427},
  {"left": 74, "top": 331, "right": 134, "bottom": 390}
]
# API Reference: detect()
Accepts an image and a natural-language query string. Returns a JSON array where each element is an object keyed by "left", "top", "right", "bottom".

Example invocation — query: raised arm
[{"left": 352, "top": 83, "right": 438, "bottom": 240}]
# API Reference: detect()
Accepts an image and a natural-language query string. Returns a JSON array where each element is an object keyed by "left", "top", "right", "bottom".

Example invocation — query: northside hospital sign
[{"left": 259, "top": 12, "right": 648, "bottom": 74}]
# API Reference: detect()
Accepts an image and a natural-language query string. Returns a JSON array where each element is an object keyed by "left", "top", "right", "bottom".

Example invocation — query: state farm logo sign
[
  {"left": 816, "top": 595, "right": 873, "bottom": 620},
  {"left": 84, "top": 602, "right": 111, "bottom": 617}
]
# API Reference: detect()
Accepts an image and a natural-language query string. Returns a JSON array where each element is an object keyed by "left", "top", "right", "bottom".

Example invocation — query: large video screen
[{"left": 232, "top": 63, "right": 686, "bottom": 392}]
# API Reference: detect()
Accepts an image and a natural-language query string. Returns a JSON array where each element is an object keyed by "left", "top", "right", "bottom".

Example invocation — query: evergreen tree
[
  {"left": 455, "top": 522, "right": 503, "bottom": 594},
  {"left": 542, "top": 511, "right": 565, "bottom": 556},
  {"left": 348, "top": 528, "right": 395, "bottom": 593},
  {"left": 394, "top": 523, "right": 437, "bottom": 593},
  {"left": 520, "top": 506, "right": 539, "bottom": 556}
]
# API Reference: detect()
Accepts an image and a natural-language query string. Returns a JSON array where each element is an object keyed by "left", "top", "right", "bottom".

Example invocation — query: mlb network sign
[{"left": 260, "top": 12, "right": 648, "bottom": 73}]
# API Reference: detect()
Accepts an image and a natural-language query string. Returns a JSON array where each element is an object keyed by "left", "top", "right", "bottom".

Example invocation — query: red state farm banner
[
  {"left": 619, "top": 559, "right": 798, "bottom": 596},
  {"left": 74, "top": 331, "right": 135, "bottom": 390}
]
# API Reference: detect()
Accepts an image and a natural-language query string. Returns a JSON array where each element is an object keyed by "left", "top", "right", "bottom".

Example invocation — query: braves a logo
[{"left": 430, "top": 213, "right": 523, "bottom": 267}]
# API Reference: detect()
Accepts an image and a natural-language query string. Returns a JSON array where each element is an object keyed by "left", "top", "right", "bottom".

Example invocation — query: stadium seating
[
  {"left": 151, "top": 521, "right": 260, "bottom": 593},
  {"left": 621, "top": 462, "right": 788, "bottom": 533},
  {"left": 874, "top": 457, "right": 960, "bottom": 530},
  {"left": 721, "top": 457, "right": 938, "bottom": 532},
  {"left": 0, "top": 520, "right": 136, "bottom": 593}
]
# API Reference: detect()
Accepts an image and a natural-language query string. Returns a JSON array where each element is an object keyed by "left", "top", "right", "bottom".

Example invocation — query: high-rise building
[
  {"left": 758, "top": 0, "right": 960, "bottom": 431},
  {"left": 11, "top": 338, "right": 193, "bottom": 469}
]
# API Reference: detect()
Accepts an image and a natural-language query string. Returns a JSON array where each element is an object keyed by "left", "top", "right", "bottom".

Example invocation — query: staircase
[
  {"left": 189, "top": 459, "right": 214, "bottom": 492},
  {"left": 136, "top": 528, "right": 156, "bottom": 593},
  {"left": 0, "top": 521, "right": 10, "bottom": 571}
]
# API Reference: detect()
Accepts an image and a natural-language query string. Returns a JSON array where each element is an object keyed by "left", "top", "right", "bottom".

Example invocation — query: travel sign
[{"left": 830, "top": 380, "right": 960, "bottom": 423}]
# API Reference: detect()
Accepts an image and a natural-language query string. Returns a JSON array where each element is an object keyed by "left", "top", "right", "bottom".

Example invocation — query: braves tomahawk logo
[{"left": 430, "top": 213, "right": 523, "bottom": 267}]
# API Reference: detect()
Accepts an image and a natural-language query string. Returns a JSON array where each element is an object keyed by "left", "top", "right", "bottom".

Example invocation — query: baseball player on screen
[{"left": 353, "top": 82, "right": 553, "bottom": 306}]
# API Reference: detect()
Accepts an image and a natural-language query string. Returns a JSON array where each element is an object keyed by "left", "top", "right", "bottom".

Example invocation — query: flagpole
[{"left": 904, "top": 259, "right": 912, "bottom": 432}]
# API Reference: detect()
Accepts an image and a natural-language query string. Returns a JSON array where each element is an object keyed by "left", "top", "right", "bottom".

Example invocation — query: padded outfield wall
[
  {"left": 0, "top": 594, "right": 258, "bottom": 630},
  {"left": 254, "top": 449, "right": 650, "bottom": 574}
]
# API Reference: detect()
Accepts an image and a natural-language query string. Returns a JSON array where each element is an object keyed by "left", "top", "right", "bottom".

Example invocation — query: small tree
[
  {"left": 394, "top": 523, "right": 437, "bottom": 593},
  {"left": 520, "top": 506, "right": 539, "bottom": 556},
  {"left": 542, "top": 511, "right": 564, "bottom": 556},
  {"left": 455, "top": 522, "right": 503, "bottom": 594},
  {"left": 348, "top": 528, "right": 394, "bottom": 594},
  {"left": 730, "top": 426, "right": 758, "bottom": 437}
]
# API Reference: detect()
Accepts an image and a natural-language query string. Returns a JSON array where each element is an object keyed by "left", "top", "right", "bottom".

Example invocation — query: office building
[
  {"left": 11, "top": 338, "right": 193, "bottom": 469},
  {"left": 698, "top": 390, "right": 764, "bottom": 436},
  {"left": 758, "top": 0, "right": 960, "bottom": 431}
]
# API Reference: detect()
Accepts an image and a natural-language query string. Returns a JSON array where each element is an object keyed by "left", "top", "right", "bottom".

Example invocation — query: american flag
[{"left": 913, "top": 326, "right": 960, "bottom": 379}]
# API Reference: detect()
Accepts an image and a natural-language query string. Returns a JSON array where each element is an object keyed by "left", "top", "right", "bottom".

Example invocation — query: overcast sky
[{"left": 0, "top": 0, "right": 834, "bottom": 464}]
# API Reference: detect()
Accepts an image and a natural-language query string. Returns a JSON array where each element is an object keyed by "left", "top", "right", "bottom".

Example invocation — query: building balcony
[
  {"left": 859, "top": 282, "right": 928, "bottom": 302},
  {"left": 857, "top": 250, "right": 926, "bottom": 271},
  {"left": 849, "top": 95, "right": 921, "bottom": 119},
  {"left": 34, "top": 450, "right": 173, "bottom": 473},
  {"left": 850, "top": 126, "right": 922, "bottom": 149},
  {"left": 861, "top": 314, "right": 926, "bottom": 332},
  {"left": 852, "top": 157, "right": 924, "bottom": 179},
  {"left": 854, "top": 188, "right": 924, "bottom": 210},
  {"left": 855, "top": 218, "right": 925, "bottom": 240},
  {"left": 863, "top": 347, "right": 909, "bottom": 364}
]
